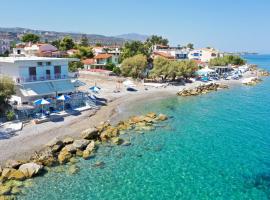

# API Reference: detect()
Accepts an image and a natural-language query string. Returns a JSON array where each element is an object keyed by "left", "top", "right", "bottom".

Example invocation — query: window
[
  {"left": 29, "top": 67, "right": 37, "bottom": 81},
  {"left": 17, "top": 50, "right": 21, "bottom": 54},
  {"left": 46, "top": 62, "right": 51, "bottom": 66},
  {"left": 37, "top": 62, "right": 43, "bottom": 66},
  {"left": 54, "top": 66, "right": 61, "bottom": 79}
]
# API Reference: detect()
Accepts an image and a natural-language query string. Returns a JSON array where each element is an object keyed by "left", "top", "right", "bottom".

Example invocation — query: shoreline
[{"left": 0, "top": 73, "right": 259, "bottom": 165}]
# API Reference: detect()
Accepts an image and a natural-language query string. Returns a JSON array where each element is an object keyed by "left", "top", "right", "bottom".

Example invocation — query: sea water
[{"left": 21, "top": 55, "right": 270, "bottom": 200}]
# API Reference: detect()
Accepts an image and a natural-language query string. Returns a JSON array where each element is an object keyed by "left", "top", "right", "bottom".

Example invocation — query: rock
[
  {"left": 68, "top": 165, "right": 79, "bottom": 175},
  {"left": 18, "top": 163, "right": 43, "bottom": 178},
  {"left": 58, "top": 149, "right": 72, "bottom": 164},
  {"left": 146, "top": 112, "right": 157, "bottom": 118},
  {"left": 72, "top": 139, "right": 89, "bottom": 150},
  {"left": 0, "top": 166, "right": 2, "bottom": 176},
  {"left": 93, "top": 161, "right": 105, "bottom": 168},
  {"left": 75, "top": 150, "right": 83, "bottom": 157},
  {"left": 81, "top": 128, "right": 99, "bottom": 140},
  {"left": 51, "top": 144, "right": 63, "bottom": 153},
  {"left": 85, "top": 140, "right": 96, "bottom": 152},
  {"left": 8, "top": 170, "right": 25, "bottom": 181},
  {"left": 63, "top": 137, "right": 74, "bottom": 145},
  {"left": 111, "top": 137, "right": 123, "bottom": 145},
  {"left": 5, "top": 160, "right": 22, "bottom": 169},
  {"left": 100, "top": 126, "right": 119, "bottom": 141},
  {"left": 11, "top": 186, "right": 21, "bottom": 195},
  {"left": 1, "top": 169, "right": 13, "bottom": 179},
  {"left": 0, "top": 185, "right": 11, "bottom": 195},
  {"left": 82, "top": 150, "right": 91, "bottom": 160},
  {"left": 62, "top": 144, "right": 77, "bottom": 153},
  {"left": 122, "top": 140, "right": 131, "bottom": 146},
  {"left": 69, "top": 157, "right": 78, "bottom": 164},
  {"left": 31, "top": 148, "right": 56, "bottom": 167},
  {"left": 46, "top": 138, "right": 64, "bottom": 148},
  {"left": 157, "top": 114, "right": 168, "bottom": 121}
]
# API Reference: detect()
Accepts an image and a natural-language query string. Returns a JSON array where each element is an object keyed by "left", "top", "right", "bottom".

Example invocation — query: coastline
[{"left": 0, "top": 74, "right": 255, "bottom": 165}]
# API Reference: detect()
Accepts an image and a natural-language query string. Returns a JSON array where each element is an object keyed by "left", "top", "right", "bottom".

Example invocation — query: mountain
[
  {"left": 0, "top": 27, "right": 127, "bottom": 45},
  {"left": 116, "top": 33, "right": 149, "bottom": 42}
]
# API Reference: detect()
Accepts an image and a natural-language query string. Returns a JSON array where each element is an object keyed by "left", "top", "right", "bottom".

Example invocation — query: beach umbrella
[
  {"left": 34, "top": 99, "right": 50, "bottom": 115},
  {"left": 89, "top": 86, "right": 101, "bottom": 93},
  {"left": 57, "top": 95, "right": 71, "bottom": 110}
]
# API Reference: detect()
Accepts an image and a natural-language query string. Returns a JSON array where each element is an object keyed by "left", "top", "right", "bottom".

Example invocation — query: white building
[
  {"left": 0, "top": 56, "right": 78, "bottom": 105},
  {"left": 188, "top": 49, "right": 202, "bottom": 60},
  {"left": 188, "top": 48, "right": 222, "bottom": 62},
  {"left": 153, "top": 45, "right": 189, "bottom": 60}
]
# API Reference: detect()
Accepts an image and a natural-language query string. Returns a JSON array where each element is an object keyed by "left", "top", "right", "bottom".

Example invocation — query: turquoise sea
[{"left": 21, "top": 55, "right": 270, "bottom": 200}]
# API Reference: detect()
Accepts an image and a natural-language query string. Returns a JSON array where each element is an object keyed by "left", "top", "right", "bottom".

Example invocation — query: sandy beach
[{"left": 0, "top": 71, "right": 254, "bottom": 165}]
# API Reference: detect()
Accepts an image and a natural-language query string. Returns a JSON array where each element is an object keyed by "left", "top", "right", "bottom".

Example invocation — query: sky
[{"left": 1, "top": 0, "right": 270, "bottom": 53}]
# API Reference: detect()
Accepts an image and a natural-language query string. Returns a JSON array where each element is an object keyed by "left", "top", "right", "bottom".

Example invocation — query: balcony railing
[{"left": 16, "top": 74, "right": 70, "bottom": 84}]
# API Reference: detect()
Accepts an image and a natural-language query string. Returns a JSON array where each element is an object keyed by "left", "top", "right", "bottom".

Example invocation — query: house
[
  {"left": 0, "top": 56, "right": 78, "bottom": 105},
  {"left": 188, "top": 49, "right": 202, "bottom": 60},
  {"left": 82, "top": 58, "right": 95, "bottom": 70},
  {"left": 152, "top": 45, "right": 189, "bottom": 60},
  {"left": 0, "top": 40, "right": 10, "bottom": 55},
  {"left": 11, "top": 43, "right": 64, "bottom": 57},
  {"left": 153, "top": 52, "right": 175, "bottom": 60},
  {"left": 67, "top": 49, "right": 79, "bottom": 56},
  {"left": 200, "top": 48, "right": 221, "bottom": 62}
]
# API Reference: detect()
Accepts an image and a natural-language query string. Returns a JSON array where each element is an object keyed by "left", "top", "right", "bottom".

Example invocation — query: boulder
[
  {"left": 11, "top": 186, "right": 21, "bottom": 195},
  {"left": 72, "top": 139, "right": 89, "bottom": 150},
  {"left": 111, "top": 137, "right": 123, "bottom": 145},
  {"left": 68, "top": 165, "right": 80, "bottom": 175},
  {"left": 100, "top": 126, "right": 119, "bottom": 141},
  {"left": 146, "top": 112, "right": 157, "bottom": 118},
  {"left": 58, "top": 149, "right": 72, "bottom": 164},
  {"left": 157, "top": 114, "right": 168, "bottom": 121},
  {"left": 122, "top": 140, "right": 131, "bottom": 146},
  {"left": 81, "top": 128, "right": 99, "bottom": 140},
  {"left": 1, "top": 168, "right": 13, "bottom": 179},
  {"left": 5, "top": 160, "right": 22, "bottom": 169},
  {"left": 51, "top": 144, "right": 63, "bottom": 153},
  {"left": 46, "top": 138, "right": 64, "bottom": 148},
  {"left": 18, "top": 163, "right": 43, "bottom": 178},
  {"left": 75, "top": 150, "right": 83, "bottom": 157},
  {"left": 0, "top": 185, "right": 11, "bottom": 195},
  {"left": 82, "top": 150, "right": 91, "bottom": 160},
  {"left": 8, "top": 170, "right": 25, "bottom": 181},
  {"left": 62, "top": 144, "right": 77, "bottom": 153},
  {"left": 85, "top": 140, "right": 96, "bottom": 152},
  {"left": 63, "top": 137, "right": 74, "bottom": 145}
]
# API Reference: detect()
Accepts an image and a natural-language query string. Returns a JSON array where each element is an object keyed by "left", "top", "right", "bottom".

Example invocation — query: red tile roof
[
  {"left": 94, "top": 54, "right": 112, "bottom": 59},
  {"left": 153, "top": 52, "right": 174, "bottom": 59},
  {"left": 82, "top": 59, "right": 95, "bottom": 65}
]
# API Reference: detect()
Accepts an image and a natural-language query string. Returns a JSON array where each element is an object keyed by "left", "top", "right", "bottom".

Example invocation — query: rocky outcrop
[
  {"left": 72, "top": 139, "right": 89, "bottom": 150},
  {"left": 243, "top": 77, "right": 262, "bottom": 86},
  {"left": 81, "top": 128, "right": 99, "bottom": 140},
  {"left": 63, "top": 137, "right": 74, "bottom": 145},
  {"left": 177, "top": 83, "right": 229, "bottom": 96},
  {"left": 58, "top": 149, "right": 72, "bottom": 164},
  {"left": 259, "top": 70, "right": 270, "bottom": 76},
  {"left": 18, "top": 163, "right": 43, "bottom": 178}
]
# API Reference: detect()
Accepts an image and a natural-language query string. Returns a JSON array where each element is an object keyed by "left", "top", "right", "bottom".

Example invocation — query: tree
[
  {"left": 112, "top": 67, "right": 121, "bottom": 76},
  {"left": 186, "top": 43, "right": 194, "bottom": 50},
  {"left": 21, "top": 33, "right": 40, "bottom": 43},
  {"left": 150, "top": 57, "right": 171, "bottom": 80},
  {"left": 121, "top": 54, "right": 147, "bottom": 78},
  {"left": 209, "top": 55, "right": 246, "bottom": 66},
  {"left": 146, "top": 35, "right": 169, "bottom": 46},
  {"left": 105, "top": 62, "right": 116, "bottom": 71},
  {"left": 80, "top": 35, "right": 89, "bottom": 47},
  {"left": 72, "top": 46, "right": 94, "bottom": 59},
  {"left": 120, "top": 41, "right": 149, "bottom": 62},
  {"left": 0, "top": 76, "right": 15, "bottom": 113},
  {"left": 68, "top": 61, "right": 84, "bottom": 72},
  {"left": 95, "top": 43, "right": 102, "bottom": 47},
  {"left": 51, "top": 40, "right": 61, "bottom": 49},
  {"left": 180, "top": 60, "right": 198, "bottom": 79},
  {"left": 60, "top": 36, "right": 75, "bottom": 51}
]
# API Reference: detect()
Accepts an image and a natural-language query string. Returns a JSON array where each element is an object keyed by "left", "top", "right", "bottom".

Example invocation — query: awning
[{"left": 20, "top": 80, "right": 75, "bottom": 97}]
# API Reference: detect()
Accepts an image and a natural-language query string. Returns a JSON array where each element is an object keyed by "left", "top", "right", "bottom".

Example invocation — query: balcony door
[
  {"left": 54, "top": 66, "right": 61, "bottom": 79},
  {"left": 46, "top": 69, "right": 51, "bottom": 80},
  {"left": 29, "top": 67, "right": 36, "bottom": 81}
]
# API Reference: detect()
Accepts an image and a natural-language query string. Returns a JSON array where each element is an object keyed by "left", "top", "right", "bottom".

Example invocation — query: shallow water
[{"left": 21, "top": 55, "right": 270, "bottom": 200}]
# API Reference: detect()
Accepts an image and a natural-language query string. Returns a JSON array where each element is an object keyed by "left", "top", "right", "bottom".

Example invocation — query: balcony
[{"left": 16, "top": 74, "right": 70, "bottom": 84}]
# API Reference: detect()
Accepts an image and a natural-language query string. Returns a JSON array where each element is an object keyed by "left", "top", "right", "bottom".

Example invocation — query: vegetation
[
  {"left": 145, "top": 35, "right": 169, "bottom": 47},
  {"left": 68, "top": 61, "right": 84, "bottom": 72},
  {"left": 112, "top": 67, "right": 121, "bottom": 76},
  {"left": 209, "top": 55, "right": 246, "bottom": 66},
  {"left": 51, "top": 40, "right": 61, "bottom": 49},
  {"left": 120, "top": 41, "right": 149, "bottom": 62},
  {"left": 80, "top": 35, "right": 89, "bottom": 47},
  {"left": 150, "top": 57, "right": 198, "bottom": 81},
  {"left": 72, "top": 46, "right": 94, "bottom": 60},
  {"left": 121, "top": 54, "right": 147, "bottom": 78},
  {"left": 6, "top": 110, "right": 15, "bottom": 121},
  {"left": 186, "top": 43, "right": 194, "bottom": 50},
  {"left": 21, "top": 33, "right": 40, "bottom": 43},
  {"left": 0, "top": 50, "right": 9, "bottom": 57},
  {"left": 60, "top": 36, "right": 75, "bottom": 51},
  {"left": 104, "top": 62, "right": 116, "bottom": 71},
  {"left": 0, "top": 76, "right": 15, "bottom": 113}
]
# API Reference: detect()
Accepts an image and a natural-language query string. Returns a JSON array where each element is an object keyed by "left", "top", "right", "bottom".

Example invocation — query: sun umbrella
[
  {"left": 34, "top": 99, "right": 50, "bottom": 115},
  {"left": 89, "top": 86, "right": 101, "bottom": 93},
  {"left": 57, "top": 95, "right": 71, "bottom": 110}
]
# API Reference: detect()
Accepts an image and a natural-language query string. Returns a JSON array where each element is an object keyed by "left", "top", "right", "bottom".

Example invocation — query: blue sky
[{"left": 1, "top": 0, "right": 270, "bottom": 53}]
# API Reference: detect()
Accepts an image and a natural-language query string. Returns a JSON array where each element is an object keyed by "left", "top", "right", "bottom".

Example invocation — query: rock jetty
[
  {"left": 0, "top": 112, "right": 168, "bottom": 199},
  {"left": 177, "top": 83, "right": 229, "bottom": 96}
]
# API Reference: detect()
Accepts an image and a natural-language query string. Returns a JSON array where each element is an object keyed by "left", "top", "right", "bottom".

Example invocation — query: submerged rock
[
  {"left": 82, "top": 150, "right": 92, "bottom": 160},
  {"left": 111, "top": 137, "right": 123, "bottom": 145},
  {"left": 68, "top": 165, "right": 80, "bottom": 175},
  {"left": 93, "top": 161, "right": 105, "bottom": 168},
  {"left": 0, "top": 185, "right": 11, "bottom": 195}
]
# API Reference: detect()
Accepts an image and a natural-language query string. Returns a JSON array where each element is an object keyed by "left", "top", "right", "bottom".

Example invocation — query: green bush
[
  {"left": 6, "top": 110, "right": 15, "bottom": 121},
  {"left": 113, "top": 67, "right": 121, "bottom": 76}
]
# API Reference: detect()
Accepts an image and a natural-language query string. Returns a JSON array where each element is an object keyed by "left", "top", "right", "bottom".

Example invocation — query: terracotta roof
[
  {"left": 94, "top": 54, "right": 112, "bottom": 59},
  {"left": 82, "top": 59, "right": 95, "bottom": 65},
  {"left": 194, "top": 60, "right": 207, "bottom": 65},
  {"left": 153, "top": 52, "right": 174, "bottom": 59}
]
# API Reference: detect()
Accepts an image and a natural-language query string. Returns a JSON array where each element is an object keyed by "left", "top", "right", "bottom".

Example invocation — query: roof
[
  {"left": 0, "top": 56, "right": 79, "bottom": 63},
  {"left": 153, "top": 52, "right": 174, "bottom": 59},
  {"left": 20, "top": 79, "right": 75, "bottom": 97},
  {"left": 194, "top": 60, "right": 207, "bottom": 66},
  {"left": 82, "top": 59, "right": 95, "bottom": 65},
  {"left": 94, "top": 54, "right": 112, "bottom": 59}
]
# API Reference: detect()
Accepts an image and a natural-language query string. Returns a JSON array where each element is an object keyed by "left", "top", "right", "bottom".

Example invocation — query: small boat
[{"left": 127, "top": 87, "right": 137, "bottom": 92}]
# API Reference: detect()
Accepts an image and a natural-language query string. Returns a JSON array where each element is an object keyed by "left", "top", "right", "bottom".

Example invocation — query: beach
[{"left": 0, "top": 71, "right": 253, "bottom": 165}]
